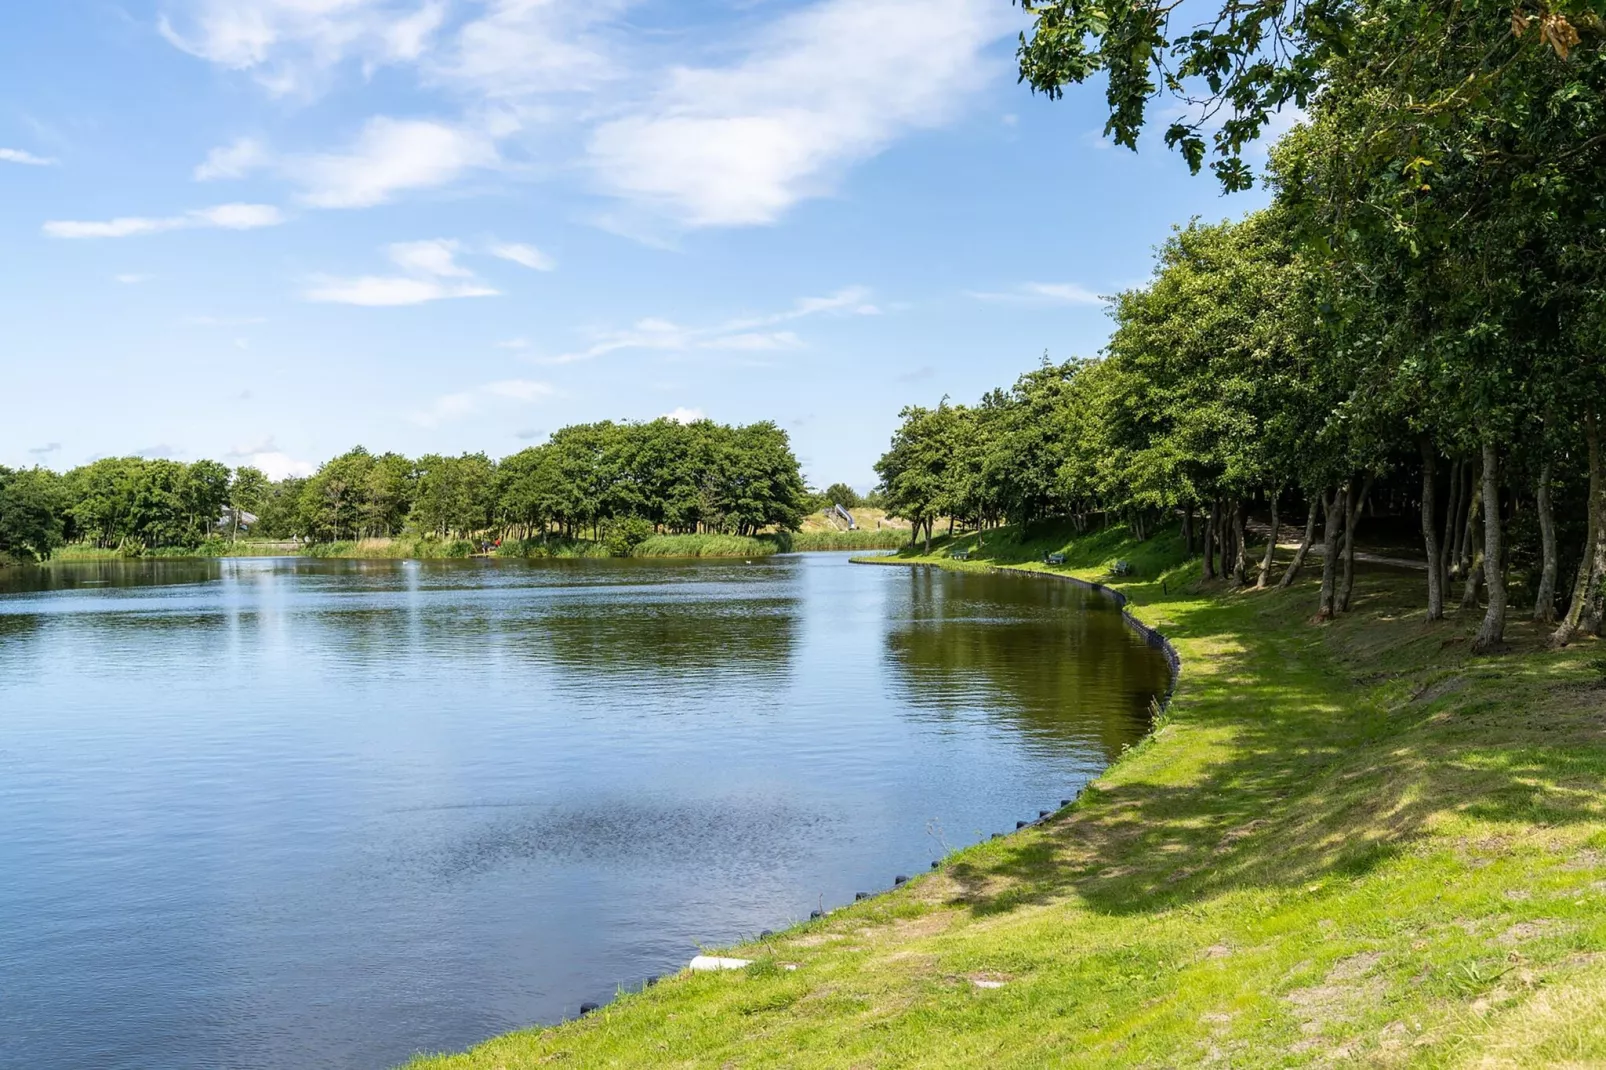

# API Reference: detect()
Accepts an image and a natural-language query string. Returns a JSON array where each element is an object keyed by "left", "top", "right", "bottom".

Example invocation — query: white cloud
[
  {"left": 287, "top": 116, "right": 498, "bottom": 208},
  {"left": 159, "top": 0, "right": 447, "bottom": 97},
  {"left": 704, "top": 331, "right": 804, "bottom": 351},
  {"left": 541, "top": 285, "right": 875, "bottom": 364},
  {"left": 114, "top": 273, "right": 154, "bottom": 284},
  {"left": 387, "top": 238, "right": 473, "bottom": 277},
  {"left": 228, "top": 438, "right": 317, "bottom": 480},
  {"left": 0, "top": 147, "right": 56, "bottom": 166},
  {"left": 586, "top": 0, "right": 1012, "bottom": 226},
  {"left": 967, "top": 282, "right": 1109, "bottom": 306},
  {"left": 195, "top": 136, "right": 268, "bottom": 180},
  {"left": 662, "top": 407, "right": 706, "bottom": 424},
  {"left": 432, "top": 0, "right": 622, "bottom": 99},
  {"left": 43, "top": 203, "right": 285, "bottom": 239},
  {"left": 412, "top": 377, "right": 556, "bottom": 427},
  {"left": 305, "top": 276, "right": 499, "bottom": 306},
  {"left": 489, "top": 242, "right": 555, "bottom": 271},
  {"left": 306, "top": 236, "right": 503, "bottom": 305}
]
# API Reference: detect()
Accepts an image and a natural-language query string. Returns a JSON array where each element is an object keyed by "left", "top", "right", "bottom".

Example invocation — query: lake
[{"left": 0, "top": 553, "right": 1170, "bottom": 1069}]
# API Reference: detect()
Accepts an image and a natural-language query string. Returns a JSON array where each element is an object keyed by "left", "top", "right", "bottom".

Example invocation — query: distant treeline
[{"left": 0, "top": 418, "right": 820, "bottom": 562}]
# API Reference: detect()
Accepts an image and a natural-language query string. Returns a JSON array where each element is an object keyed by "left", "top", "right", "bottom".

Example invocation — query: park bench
[
  {"left": 1046, "top": 552, "right": 1066, "bottom": 565},
  {"left": 951, "top": 549, "right": 970, "bottom": 561},
  {"left": 1110, "top": 560, "right": 1134, "bottom": 576}
]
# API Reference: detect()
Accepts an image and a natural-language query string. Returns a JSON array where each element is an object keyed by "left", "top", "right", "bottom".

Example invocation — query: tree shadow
[{"left": 933, "top": 564, "right": 1606, "bottom": 921}]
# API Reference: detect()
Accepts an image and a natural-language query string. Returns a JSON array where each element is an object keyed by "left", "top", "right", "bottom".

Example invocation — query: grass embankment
[
  {"left": 48, "top": 539, "right": 302, "bottom": 561},
  {"left": 407, "top": 521, "right": 1606, "bottom": 1069},
  {"left": 632, "top": 533, "right": 782, "bottom": 558}
]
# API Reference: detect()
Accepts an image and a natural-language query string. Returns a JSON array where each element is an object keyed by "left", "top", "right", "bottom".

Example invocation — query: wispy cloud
[
  {"left": 388, "top": 238, "right": 474, "bottom": 277},
  {"left": 159, "top": 0, "right": 447, "bottom": 97},
  {"left": 287, "top": 117, "right": 498, "bottom": 209},
  {"left": 586, "top": 0, "right": 1012, "bottom": 227},
  {"left": 306, "top": 238, "right": 500, "bottom": 306},
  {"left": 134, "top": 443, "right": 182, "bottom": 459},
  {"left": 305, "top": 276, "right": 498, "bottom": 307},
  {"left": 28, "top": 442, "right": 62, "bottom": 455},
  {"left": 412, "top": 378, "right": 555, "bottom": 427},
  {"left": 44, "top": 203, "right": 284, "bottom": 239},
  {"left": 226, "top": 436, "right": 316, "bottom": 479},
  {"left": 662, "top": 406, "right": 706, "bottom": 424},
  {"left": 1, "top": 147, "right": 56, "bottom": 166},
  {"left": 195, "top": 136, "right": 268, "bottom": 180},
  {"left": 538, "top": 286, "right": 877, "bottom": 364},
  {"left": 160, "top": 0, "right": 1011, "bottom": 232},
  {"left": 489, "top": 242, "right": 554, "bottom": 271},
  {"left": 966, "top": 282, "right": 1109, "bottom": 307}
]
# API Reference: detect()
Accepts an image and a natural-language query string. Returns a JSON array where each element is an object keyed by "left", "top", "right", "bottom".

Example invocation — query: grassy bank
[
  {"left": 406, "top": 522, "right": 1606, "bottom": 1068},
  {"left": 47, "top": 539, "right": 302, "bottom": 561},
  {"left": 632, "top": 533, "right": 782, "bottom": 557}
]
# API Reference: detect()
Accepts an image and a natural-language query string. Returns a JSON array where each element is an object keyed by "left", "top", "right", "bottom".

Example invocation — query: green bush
[{"left": 601, "top": 517, "right": 656, "bottom": 557}]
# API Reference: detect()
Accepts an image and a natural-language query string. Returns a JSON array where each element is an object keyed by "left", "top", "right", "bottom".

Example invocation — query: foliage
[
  {"left": 822, "top": 482, "right": 861, "bottom": 509},
  {"left": 6, "top": 417, "right": 809, "bottom": 562},
  {"left": 0, "top": 466, "right": 67, "bottom": 562}
]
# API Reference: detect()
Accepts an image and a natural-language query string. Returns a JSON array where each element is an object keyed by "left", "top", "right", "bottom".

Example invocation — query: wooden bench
[
  {"left": 1110, "top": 560, "right": 1134, "bottom": 576},
  {"left": 1046, "top": 552, "right": 1066, "bottom": 565},
  {"left": 951, "top": 550, "right": 970, "bottom": 561}
]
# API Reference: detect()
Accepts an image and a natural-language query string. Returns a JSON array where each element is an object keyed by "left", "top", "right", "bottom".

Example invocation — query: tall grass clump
[
  {"left": 631, "top": 533, "right": 787, "bottom": 557},
  {"left": 790, "top": 529, "right": 909, "bottom": 551},
  {"left": 496, "top": 536, "right": 610, "bottom": 559}
]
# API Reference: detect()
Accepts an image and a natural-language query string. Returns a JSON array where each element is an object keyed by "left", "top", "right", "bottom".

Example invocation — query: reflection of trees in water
[
  {"left": 882, "top": 569, "right": 1169, "bottom": 761},
  {"left": 508, "top": 592, "right": 800, "bottom": 681},
  {"left": 0, "top": 559, "right": 223, "bottom": 594}
]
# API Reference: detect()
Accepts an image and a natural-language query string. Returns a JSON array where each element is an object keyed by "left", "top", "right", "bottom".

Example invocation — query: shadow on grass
[{"left": 927, "top": 559, "right": 1606, "bottom": 922}]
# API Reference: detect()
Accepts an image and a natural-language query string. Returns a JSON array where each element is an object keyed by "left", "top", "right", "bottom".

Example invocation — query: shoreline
[{"left": 405, "top": 525, "right": 1606, "bottom": 1068}]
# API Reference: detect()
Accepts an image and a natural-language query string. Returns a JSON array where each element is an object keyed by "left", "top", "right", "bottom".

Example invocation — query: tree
[
  {"left": 823, "top": 482, "right": 861, "bottom": 510},
  {"left": 0, "top": 467, "right": 66, "bottom": 561}
]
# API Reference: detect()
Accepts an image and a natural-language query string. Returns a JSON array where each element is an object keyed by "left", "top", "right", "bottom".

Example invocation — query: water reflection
[
  {"left": 883, "top": 567, "right": 1169, "bottom": 761},
  {"left": 0, "top": 554, "right": 1166, "bottom": 1070}
]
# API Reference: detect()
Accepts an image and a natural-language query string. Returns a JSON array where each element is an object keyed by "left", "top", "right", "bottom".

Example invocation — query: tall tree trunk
[
  {"left": 1203, "top": 499, "right": 1219, "bottom": 579},
  {"left": 1533, "top": 458, "right": 1558, "bottom": 624},
  {"left": 1257, "top": 487, "right": 1281, "bottom": 589},
  {"left": 1553, "top": 403, "right": 1606, "bottom": 645},
  {"left": 1471, "top": 440, "right": 1507, "bottom": 653},
  {"left": 1459, "top": 459, "right": 1484, "bottom": 610},
  {"left": 1420, "top": 439, "right": 1444, "bottom": 621},
  {"left": 923, "top": 517, "right": 932, "bottom": 555},
  {"left": 1441, "top": 459, "right": 1461, "bottom": 579},
  {"left": 1183, "top": 503, "right": 1194, "bottom": 555},
  {"left": 1280, "top": 496, "right": 1320, "bottom": 589},
  {"left": 1456, "top": 461, "right": 1476, "bottom": 578},
  {"left": 1338, "top": 475, "right": 1372, "bottom": 613},
  {"left": 1230, "top": 499, "right": 1249, "bottom": 585},
  {"left": 1317, "top": 485, "right": 1345, "bottom": 620}
]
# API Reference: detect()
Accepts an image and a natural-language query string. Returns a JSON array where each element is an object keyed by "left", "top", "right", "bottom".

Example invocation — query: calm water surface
[{"left": 0, "top": 554, "right": 1169, "bottom": 1069}]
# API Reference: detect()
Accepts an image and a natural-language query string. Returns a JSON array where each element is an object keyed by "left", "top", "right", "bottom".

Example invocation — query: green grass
[
  {"left": 47, "top": 539, "right": 303, "bottom": 561},
  {"left": 789, "top": 528, "right": 910, "bottom": 551},
  {"left": 301, "top": 536, "right": 477, "bottom": 559},
  {"left": 403, "top": 521, "right": 1606, "bottom": 1069},
  {"left": 496, "top": 536, "right": 611, "bottom": 559},
  {"left": 631, "top": 533, "right": 785, "bottom": 557}
]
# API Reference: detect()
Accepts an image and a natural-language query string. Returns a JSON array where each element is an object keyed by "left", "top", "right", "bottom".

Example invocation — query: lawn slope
[{"left": 406, "top": 525, "right": 1606, "bottom": 1069}]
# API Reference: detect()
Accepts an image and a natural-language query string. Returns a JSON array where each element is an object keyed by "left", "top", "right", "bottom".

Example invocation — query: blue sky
[{"left": 0, "top": 0, "right": 1268, "bottom": 490}]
